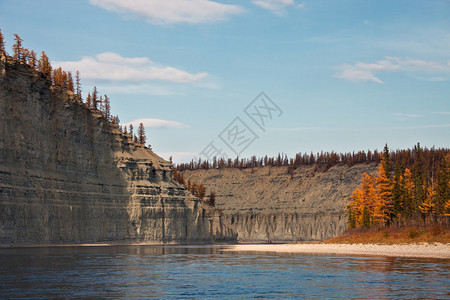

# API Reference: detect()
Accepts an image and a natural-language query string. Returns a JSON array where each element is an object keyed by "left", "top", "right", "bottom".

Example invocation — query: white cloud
[
  {"left": 336, "top": 57, "right": 450, "bottom": 83},
  {"left": 127, "top": 118, "right": 188, "bottom": 130},
  {"left": 252, "top": 0, "right": 304, "bottom": 15},
  {"left": 90, "top": 0, "right": 244, "bottom": 24},
  {"left": 55, "top": 52, "right": 208, "bottom": 83}
]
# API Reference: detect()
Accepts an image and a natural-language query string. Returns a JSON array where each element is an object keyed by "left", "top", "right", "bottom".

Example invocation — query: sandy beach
[{"left": 225, "top": 243, "right": 450, "bottom": 259}]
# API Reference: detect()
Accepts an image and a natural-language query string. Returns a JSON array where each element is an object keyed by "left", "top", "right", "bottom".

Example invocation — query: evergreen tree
[
  {"left": 75, "top": 70, "right": 82, "bottom": 97},
  {"left": 91, "top": 86, "right": 98, "bottom": 110},
  {"left": 436, "top": 155, "right": 449, "bottom": 218},
  {"left": 103, "top": 94, "right": 111, "bottom": 120},
  {"left": 138, "top": 122, "right": 146, "bottom": 145},
  {"left": 413, "top": 143, "right": 426, "bottom": 220},
  {"left": 391, "top": 163, "right": 403, "bottom": 223},
  {"left": 129, "top": 124, "right": 134, "bottom": 137}
]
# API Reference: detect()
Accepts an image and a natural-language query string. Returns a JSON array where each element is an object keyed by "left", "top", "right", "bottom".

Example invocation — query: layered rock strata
[
  {"left": 0, "top": 52, "right": 235, "bottom": 245},
  {"left": 182, "top": 163, "right": 377, "bottom": 242}
]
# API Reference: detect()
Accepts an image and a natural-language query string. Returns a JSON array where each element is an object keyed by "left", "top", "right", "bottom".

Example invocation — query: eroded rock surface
[
  {"left": 0, "top": 52, "right": 235, "bottom": 245},
  {"left": 182, "top": 163, "right": 377, "bottom": 242}
]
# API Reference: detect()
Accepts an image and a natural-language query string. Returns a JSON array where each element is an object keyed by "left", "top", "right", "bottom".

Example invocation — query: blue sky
[{"left": 1, "top": 0, "right": 449, "bottom": 163}]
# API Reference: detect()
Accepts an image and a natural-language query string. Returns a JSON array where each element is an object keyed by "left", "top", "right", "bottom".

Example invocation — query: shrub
[{"left": 408, "top": 228, "right": 420, "bottom": 239}]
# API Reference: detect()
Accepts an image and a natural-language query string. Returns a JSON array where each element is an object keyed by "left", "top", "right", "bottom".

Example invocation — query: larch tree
[
  {"left": 375, "top": 152, "right": 393, "bottom": 226},
  {"left": 401, "top": 168, "right": 415, "bottom": 223},
  {"left": 12, "top": 33, "right": 24, "bottom": 62},
  {"left": 28, "top": 50, "right": 37, "bottom": 70},
  {"left": 86, "top": 92, "right": 92, "bottom": 109},
  {"left": 0, "top": 28, "right": 5, "bottom": 52},
  {"left": 419, "top": 185, "right": 436, "bottom": 224},
  {"left": 67, "top": 71, "right": 74, "bottom": 92},
  {"left": 37, "top": 51, "right": 52, "bottom": 78},
  {"left": 138, "top": 122, "right": 146, "bottom": 145}
]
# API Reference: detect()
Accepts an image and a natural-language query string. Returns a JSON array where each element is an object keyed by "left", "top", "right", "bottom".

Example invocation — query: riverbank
[{"left": 225, "top": 243, "right": 450, "bottom": 259}]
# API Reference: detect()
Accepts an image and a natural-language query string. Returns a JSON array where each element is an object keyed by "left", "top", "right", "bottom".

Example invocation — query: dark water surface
[{"left": 0, "top": 245, "right": 448, "bottom": 299}]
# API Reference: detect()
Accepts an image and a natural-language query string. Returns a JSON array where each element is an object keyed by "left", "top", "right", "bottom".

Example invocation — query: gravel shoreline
[{"left": 225, "top": 243, "right": 450, "bottom": 259}]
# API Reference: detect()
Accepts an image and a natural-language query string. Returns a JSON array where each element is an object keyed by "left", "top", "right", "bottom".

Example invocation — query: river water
[{"left": 0, "top": 245, "right": 448, "bottom": 299}]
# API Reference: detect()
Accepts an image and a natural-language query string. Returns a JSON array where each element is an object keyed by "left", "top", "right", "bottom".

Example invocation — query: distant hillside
[{"left": 181, "top": 163, "right": 378, "bottom": 242}]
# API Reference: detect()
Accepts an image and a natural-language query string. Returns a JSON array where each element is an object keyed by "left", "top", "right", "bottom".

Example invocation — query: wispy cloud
[
  {"left": 335, "top": 57, "right": 450, "bottom": 83},
  {"left": 158, "top": 151, "right": 198, "bottom": 164},
  {"left": 127, "top": 118, "right": 188, "bottom": 130},
  {"left": 270, "top": 123, "right": 450, "bottom": 132},
  {"left": 90, "top": 0, "right": 244, "bottom": 25},
  {"left": 55, "top": 52, "right": 208, "bottom": 83},
  {"left": 392, "top": 113, "right": 424, "bottom": 118},
  {"left": 432, "top": 112, "right": 450, "bottom": 115},
  {"left": 252, "top": 0, "right": 304, "bottom": 15},
  {"left": 124, "top": 118, "right": 189, "bottom": 130}
]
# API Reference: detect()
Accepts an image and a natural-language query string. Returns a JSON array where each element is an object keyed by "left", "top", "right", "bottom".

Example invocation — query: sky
[{"left": 1, "top": 0, "right": 449, "bottom": 163}]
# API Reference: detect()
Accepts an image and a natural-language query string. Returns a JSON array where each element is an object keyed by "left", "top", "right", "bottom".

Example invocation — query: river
[{"left": 0, "top": 245, "right": 448, "bottom": 299}]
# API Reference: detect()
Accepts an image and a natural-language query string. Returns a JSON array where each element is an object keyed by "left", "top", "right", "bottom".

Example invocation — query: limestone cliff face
[
  {"left": 182, "top": 163, "right": 377, "bottom": 242},
  {"left": 0, "top": 52, "right": 235, "bottom": 245}
]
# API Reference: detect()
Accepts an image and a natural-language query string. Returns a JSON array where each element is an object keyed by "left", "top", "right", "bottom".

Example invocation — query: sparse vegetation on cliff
[{"left": 0, "top": 28, "right": 150, "bottom": 150}]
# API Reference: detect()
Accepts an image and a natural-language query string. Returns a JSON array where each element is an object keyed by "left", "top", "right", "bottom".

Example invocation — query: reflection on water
[{"left": 0, "top": 246, "right": 448, "bottom": 299}]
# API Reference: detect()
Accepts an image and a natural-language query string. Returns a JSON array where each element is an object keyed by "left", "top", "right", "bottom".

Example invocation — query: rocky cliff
[
  {"left": 182, "top": 163, "right": 377, "bottom": 242},
  {"left": 0, "top": 52, "right": 235, "bottom": 245}
]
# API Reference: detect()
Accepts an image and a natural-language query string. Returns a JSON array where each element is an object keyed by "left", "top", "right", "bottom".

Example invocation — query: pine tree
[
  {"left": 98, "top": 96, "right": 103, "bottom": 113},
  {"left": 75, "top": 70, "right": 82, "bottom": 97},
  {"left": 91, "top": 86, "right": 98, "bottom": 110},
  {"left": 138, "top": 122, "right": 146, "bottom": 145},
  {"left": 413, "top": 143, "right": 426, "bottom": 220},
  {"left": 12, "top": 33, "right": 24, "bottom": 61},
  {"left": 103, "top": 94, "right": 111, "bottom": 120},
  {"left": 436, "top": 155, "right": 449, "bottom": 218},
  {"left": 0, "top": 28, "right": 5, "bottom": 53},
  {"left": 129, "top": 124, "right": 134, "bottom": 137},
  {"left": 391, "top": 163, "right": 403, "bottom": 223}
]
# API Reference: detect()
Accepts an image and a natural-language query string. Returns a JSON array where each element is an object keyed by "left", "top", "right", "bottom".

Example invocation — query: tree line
[
  {"left": 176, "top": 147, "right": 449, "bottom": 174},
  {"left": 1, "top": 28, "right": 149, "bottom": 148},
  {"left": 347, "top": 143, "right": 449, "bottom": 229}
]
